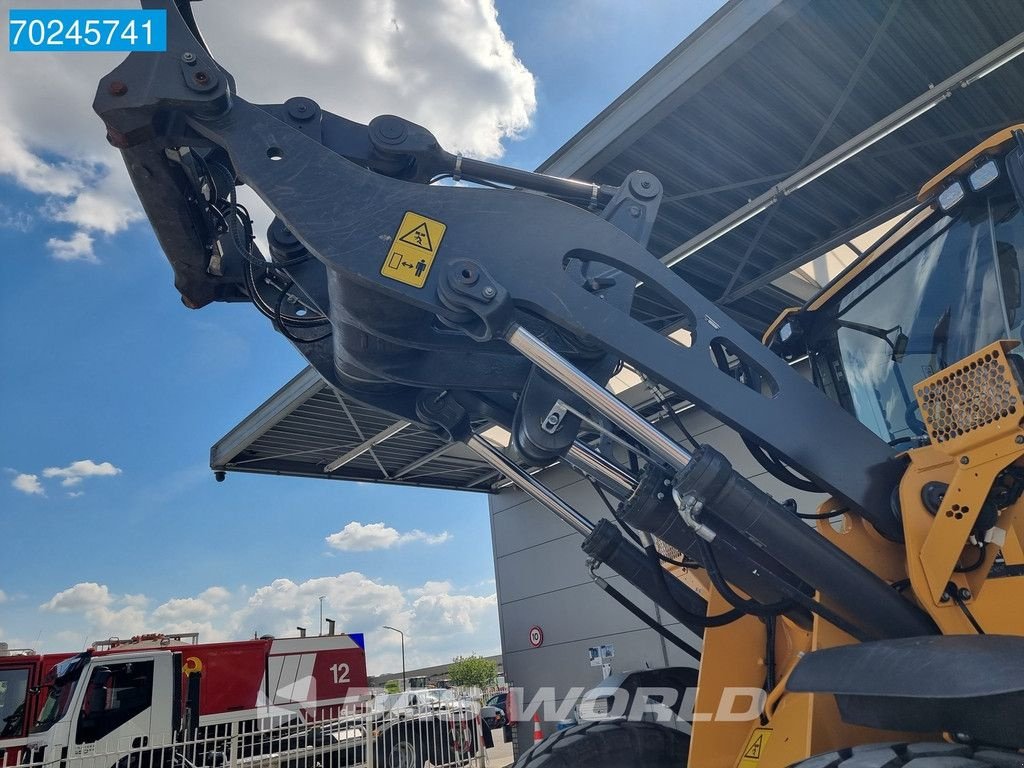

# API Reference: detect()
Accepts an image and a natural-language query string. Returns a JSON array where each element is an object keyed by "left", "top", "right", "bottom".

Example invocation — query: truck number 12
[{"left": 330, "top": 662, "right": 351, "bottom": 684}]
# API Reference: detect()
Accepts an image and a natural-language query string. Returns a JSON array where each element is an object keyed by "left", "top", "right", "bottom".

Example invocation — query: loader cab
[{"left": 766, "top": 126, "right": 1024, "bottom": 446}]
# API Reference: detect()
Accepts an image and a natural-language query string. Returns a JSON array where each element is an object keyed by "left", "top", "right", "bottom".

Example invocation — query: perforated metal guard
[{"left": 915, "top": 341, "right": 1024, "bottom": 446}]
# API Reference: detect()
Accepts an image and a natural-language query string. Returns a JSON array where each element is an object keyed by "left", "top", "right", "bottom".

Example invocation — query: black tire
[
  {"left": 790, "top": 742, "right": 1024, "bottom": 768},
  {"left": 514, "top": 720, "right": 689, "bottom": 768},
  {"left": 376, "top": 732, "right": 423, "bottom": 768}
]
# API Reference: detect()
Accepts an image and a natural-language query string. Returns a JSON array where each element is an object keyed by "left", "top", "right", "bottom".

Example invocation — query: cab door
[
  {"left": 67, "top": 652, "right": 175, "bottom": 768},
  {"left": 0, "top": 660, "right": 37, "bottom": 766}
]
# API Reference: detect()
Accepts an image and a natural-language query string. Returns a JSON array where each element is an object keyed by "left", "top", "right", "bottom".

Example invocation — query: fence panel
[{"left": 1, "top": 698, "right": 488, "bottom": 768}]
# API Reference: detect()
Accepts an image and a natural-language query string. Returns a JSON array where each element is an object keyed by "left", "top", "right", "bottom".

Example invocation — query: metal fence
[{"left": 0, "top": 693, "right": 492, "bottom": 768}]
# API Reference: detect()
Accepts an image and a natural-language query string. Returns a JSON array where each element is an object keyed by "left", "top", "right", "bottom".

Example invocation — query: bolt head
[
  {"left": 181, "top": 52, "right": 197, "bottom": 64},
  {"left": 108, "top": 80, "right": 128, "bottom": 97},
  {"left": 960, "top": 456, "right": 970, "bottom": 465},
  {"left": 455, "top": 264, "right": 478, "bottom": 285},
  {"left": 1016, "top": 434, "right": 1024, "bottom": 445},
  {"left": 958, "top": 587, "right": 972, "bottom": 601},
  {"left": 482, "top": 286, "right": 497, "bottom": 299},
  {"left": 377, "top": 117, "right": 407, "bottom": 143}
]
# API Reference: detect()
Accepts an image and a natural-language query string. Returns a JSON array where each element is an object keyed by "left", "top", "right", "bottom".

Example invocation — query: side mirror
[{"left": 891, "top": 332, "right": 910, "bottom": 363}]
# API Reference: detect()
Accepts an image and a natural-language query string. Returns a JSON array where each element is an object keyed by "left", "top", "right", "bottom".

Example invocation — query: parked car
[
  {"left": 482, "top": 692, "right": 508, "bottom": 729},
  {"left": 371, "top": 688, "right": 493, "bottom": 767}
]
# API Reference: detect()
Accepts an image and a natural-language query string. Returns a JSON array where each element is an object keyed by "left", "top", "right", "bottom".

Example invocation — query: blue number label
[{"left": 9, "top": 9, "right": 167, "bottom": 52}]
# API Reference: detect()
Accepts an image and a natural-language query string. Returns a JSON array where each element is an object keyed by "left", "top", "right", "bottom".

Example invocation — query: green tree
[
  {"left": 447, "top": 655, "right": 497, "bottom": 688},
  {"left": 384, "top": 679, "right": 401, "bottom": 694}
]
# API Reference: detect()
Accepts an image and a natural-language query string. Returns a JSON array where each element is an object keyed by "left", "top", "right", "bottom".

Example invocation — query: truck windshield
[
  {"left": 811, "top": 192, "right": 1024, "bottom": 444},
  {"left": 31, "top": 655, "right": 87, "bottom": 734}
]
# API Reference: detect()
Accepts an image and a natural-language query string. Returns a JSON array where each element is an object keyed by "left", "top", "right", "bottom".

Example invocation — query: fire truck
[{"left": 0, "top": 632, "right": 369, "bottom": 768}]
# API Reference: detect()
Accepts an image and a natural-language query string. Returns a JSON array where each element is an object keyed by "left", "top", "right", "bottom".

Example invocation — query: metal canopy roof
[
  {"left": 212, "top": 0, "right": 1024, "bottom": 489},
  {"left": 542, "top": 0, "right": 1024, "bottom": 330},
  {"left": 210, "top": 368, "right": 497, "bottom": 492}
]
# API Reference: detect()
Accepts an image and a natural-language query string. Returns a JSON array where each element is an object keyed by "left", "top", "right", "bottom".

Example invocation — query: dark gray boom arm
[{"left": 94, "top": 0, "right": 938, "bottom": 640}]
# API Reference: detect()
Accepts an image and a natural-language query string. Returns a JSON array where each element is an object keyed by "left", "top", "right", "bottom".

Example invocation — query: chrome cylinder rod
[
  {"left": 565, "top": 441, "right": 637, "bottom": 497},
  {"left": 506, "top": 324, "right": 693, "bottom": 471},
  {"left": 465, "top": 434, "right": 595, "bottom": 536}
]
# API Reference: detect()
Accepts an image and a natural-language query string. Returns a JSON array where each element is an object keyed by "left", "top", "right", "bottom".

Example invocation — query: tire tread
[
  {"left": 513, "top": 720, "right": 688, "bottom": 768},
  {"left": 792, "top": 744, "right": 1024, "bottom": 768}
]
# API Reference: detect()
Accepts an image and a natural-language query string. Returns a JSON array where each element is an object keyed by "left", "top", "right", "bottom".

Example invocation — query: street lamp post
[
  {"left": 382, "top": 625, "right": 406, "bottom": 692},
  {"left": 318, "top": 595, "right": 326, "bottom": 636}
]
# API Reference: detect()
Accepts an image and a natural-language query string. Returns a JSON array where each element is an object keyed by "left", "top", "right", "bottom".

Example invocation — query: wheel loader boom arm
[{"left": 95, "top": 0, "right": 908, "bottom": 537}]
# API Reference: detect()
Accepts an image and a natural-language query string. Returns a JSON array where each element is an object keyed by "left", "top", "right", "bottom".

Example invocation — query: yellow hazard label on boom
[
  {"left": 738, "top": 728, "right": 771, "bottom": 768},
  {"left": 381, "top": 211, "right": 447, "bottom": 288}
]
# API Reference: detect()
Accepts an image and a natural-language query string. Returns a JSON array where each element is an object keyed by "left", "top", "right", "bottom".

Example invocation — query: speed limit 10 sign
[{"left": 529, "top": 626, "right": 544, "bottom": 648}]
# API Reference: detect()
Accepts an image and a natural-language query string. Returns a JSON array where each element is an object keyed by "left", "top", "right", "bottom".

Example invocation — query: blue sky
[{"left": 0, "top": 0, "right": 721, "bottom": 674}]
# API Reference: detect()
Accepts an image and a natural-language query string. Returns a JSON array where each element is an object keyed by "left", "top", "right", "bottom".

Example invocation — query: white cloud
[
  {"left": 42, "top": 459, "right": 122, "bottom": 486},
  {"left": 41, "top": 582, "right": 112, "bottom": 613},
  {"left": 0, "top": 0, "right": 535, "bottom": 261},
  {"left": 12, "top": 473, "right": 44, "bottom": 495},
  {"left": 145, "top": 585, "right": 223, "bottom": 627},
  {"left": 0, "top": 204, "right": 33, "bottom": 232},
  {"left": 52, "top": 173, "right": 144, "bottom": 236},
  {"left": 0, "top": 589, "right": 7, "bottom": 604},
  {"left": 325, "top": 521, "right": 451, "bottom": 551},
  {"left": 153, "top": 596, "right": 219, "bottom": 623},
  {"left": 40, "top": 582, "right": 148, "bottom": 642},
  {"left": 199, "top": 586, "right": 232, "bottom": 604},
  {"left": 0, "top": 122, "right": 90, "bottom": 197},
  {"left": 411, "top": 590, "right": 496, "bottom": 638},
  {"left": 46, "top": 232, "right": 97, "bottom": 263},
  {"left": 39, "top": 572, "right": 497, "bottom": 675}
]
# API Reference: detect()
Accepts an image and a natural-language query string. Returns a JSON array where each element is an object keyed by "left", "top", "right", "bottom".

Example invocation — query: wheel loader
[{"left": 93, "top": 2, "right": 1024, "bottom": 766}]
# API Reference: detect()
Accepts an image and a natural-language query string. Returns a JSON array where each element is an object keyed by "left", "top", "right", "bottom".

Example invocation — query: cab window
[
  {"left": 76, "top": 661, "right": 154, "bottom": 744},
  {"left": 0, "top": 667, "right": 31, "bottom": 738}
]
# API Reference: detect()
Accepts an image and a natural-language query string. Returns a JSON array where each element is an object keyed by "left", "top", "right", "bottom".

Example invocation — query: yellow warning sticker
[
  {"left": 737, "top": 728, "right": 772, "bottom": 768},
  {"left": 381, "top": 211, "right": 447, "bottom": 288}
]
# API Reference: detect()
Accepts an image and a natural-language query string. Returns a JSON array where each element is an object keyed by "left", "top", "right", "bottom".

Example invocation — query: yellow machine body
[{"left": 686, "top": 127, "right": 1024, "bottom": 766}]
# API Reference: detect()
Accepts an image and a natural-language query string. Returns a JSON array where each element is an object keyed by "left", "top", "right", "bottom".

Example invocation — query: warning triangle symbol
[
  {"left": 744, "top": 735, "right": 765, "bottom": 760},
  {"left": 398, "top": 222, "right": 433, "bottom": 251}
]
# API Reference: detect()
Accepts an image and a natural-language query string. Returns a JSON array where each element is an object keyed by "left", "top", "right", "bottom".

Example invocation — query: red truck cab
[
  {"left": 0, "top": 650, "right": 73, "bottom": 746},
  {"left": 0, "top": 633, "right": 369, "bottom": 768}
]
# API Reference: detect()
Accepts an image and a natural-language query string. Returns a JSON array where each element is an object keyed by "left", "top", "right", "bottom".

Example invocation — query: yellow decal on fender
[
  {"left": 381, "top": 211, "right": 447, "bottom": 288},
  {"left": 738, "top": 728, "right": 772, "bottom": 768}
]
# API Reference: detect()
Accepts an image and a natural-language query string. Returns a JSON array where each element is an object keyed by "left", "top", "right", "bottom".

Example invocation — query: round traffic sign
[{"left": 529, "top": 626, "right": 544, "bottom": 648}]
